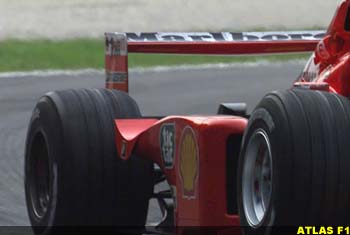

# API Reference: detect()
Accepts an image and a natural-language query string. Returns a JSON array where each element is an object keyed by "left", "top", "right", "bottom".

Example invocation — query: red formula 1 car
[{"left": 24, "top": 1, "right": 350, "bottom": 234}]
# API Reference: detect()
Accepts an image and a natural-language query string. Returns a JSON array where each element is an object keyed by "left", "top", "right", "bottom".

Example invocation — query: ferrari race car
[{"left": 24, "top": 0, "right": 350, "bottom": 234}]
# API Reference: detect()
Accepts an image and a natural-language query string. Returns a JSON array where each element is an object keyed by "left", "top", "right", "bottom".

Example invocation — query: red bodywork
[
  {"left": 115, "top": 116, "right": 246, "bottom": 229},
  {"left": 105, "top": 0, "right": 350, "bottom": 233},
  {"left": 128, "top": 40, "right": 319, "bottom": 55},
  {"left": 298, "top": 0, "right": 350, "bottom": 95}
]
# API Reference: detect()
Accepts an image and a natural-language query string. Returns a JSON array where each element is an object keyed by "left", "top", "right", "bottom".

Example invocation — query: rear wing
[{"left": 105, "top": 31, "right": 325, "bottom": 92}]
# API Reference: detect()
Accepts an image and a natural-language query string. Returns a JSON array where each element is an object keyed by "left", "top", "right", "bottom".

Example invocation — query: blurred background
[
  {"left": 0, "top": 0, "right": 338, "bottom": 72},
  {"left": 0, "top": 0, "right": 338, "bottom": 40}
]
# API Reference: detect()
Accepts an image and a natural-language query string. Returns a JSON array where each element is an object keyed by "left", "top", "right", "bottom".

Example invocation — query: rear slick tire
[
  {"left": 25, "top": 88, "right": 153, "bottom": 235},
  {"left": 237, "top": 89, "right": 350, "bottom": 234}
]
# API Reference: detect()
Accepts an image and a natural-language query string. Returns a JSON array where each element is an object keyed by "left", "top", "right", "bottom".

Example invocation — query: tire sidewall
[
  {"left": 238, "top": 105, "right": 288, "bottom": 234},
  {"left": 25, "top": 89, "right": 153, "bottom": 232},
  {"left": 25, "top": 98, "right": 61, "bottom": 233}
]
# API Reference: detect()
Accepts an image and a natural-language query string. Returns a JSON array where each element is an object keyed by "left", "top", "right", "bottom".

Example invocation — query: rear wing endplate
[{"left": 105, "top": 31, "right": 325, "bottom": 92}]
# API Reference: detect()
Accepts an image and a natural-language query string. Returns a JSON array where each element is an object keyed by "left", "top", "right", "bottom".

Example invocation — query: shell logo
[{"left": 179, "top": 126, "right": 199, "bottom": 199}]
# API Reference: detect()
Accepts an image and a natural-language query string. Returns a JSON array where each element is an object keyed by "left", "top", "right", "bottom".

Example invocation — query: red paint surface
[
  {"left": 128, "top": 40, "right": 319, "bottom": 55},
  {"left": 105, "top": 54, "right": 129, "bottom": 92},
  {"left": 115, "top": 116, "right": 247, "bottom": 232},
  {"left": 297, "top": 0, "right": 350, "bottom": 96}
]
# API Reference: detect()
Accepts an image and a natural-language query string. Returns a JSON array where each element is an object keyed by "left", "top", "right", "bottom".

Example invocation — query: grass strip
[{"left": 0, "top": 39, "right": 310, "bottom": 72}]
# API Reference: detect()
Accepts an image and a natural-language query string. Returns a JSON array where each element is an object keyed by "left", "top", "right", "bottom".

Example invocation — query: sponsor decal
[
  {"left": 105, "top": 33, "right": 127, "bottom": 56},
  {"left": 300, "top": 72, "right": 317, "bottom": 82},
  {"left": 106, "top": 71, "right": 127, "bottom": 83},
  {"left": 298, "top": 53, "right": 320, "bottom": 82},
  {"left": 125, "top": 31, "right": 325, "bottom": 42},
  {"left": 179, "top": 126, "right": 199, "bottom": 199},
  {"left": 160, "top": 123, "right": 175, "bottom": 169},
  {"left": 31, "top": 108, "right": 40, "bottom": 121},
  {"left": 317, "top": 39, "right": 331, "bottom": 59}
]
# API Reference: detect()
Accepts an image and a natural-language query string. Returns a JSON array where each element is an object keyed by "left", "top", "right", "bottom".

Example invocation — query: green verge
[{"left": 0, "top": 39, "right": 311, "bottom": 72}]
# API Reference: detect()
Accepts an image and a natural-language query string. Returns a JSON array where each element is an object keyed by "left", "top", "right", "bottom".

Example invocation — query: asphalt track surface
[{"left": 0, "top": 62, "right": 304, "bottom": 226}]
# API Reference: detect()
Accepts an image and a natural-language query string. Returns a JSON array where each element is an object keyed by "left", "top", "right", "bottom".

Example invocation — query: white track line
[
  {"left": 132, "top": 60, "right": 307, "bottom": 73},
  {"left": 0, "top": 68, "right": 103, "bottom": 78},
  {"left": 0, "top": 60, "right": 307, "bottom": 78}
]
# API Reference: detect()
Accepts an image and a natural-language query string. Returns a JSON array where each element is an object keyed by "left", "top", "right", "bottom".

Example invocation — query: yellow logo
[
  {"left": 297, "top": 226, "right": 349, "bottom": 235},
  {"left": 179, "top": 126, "right": 199, "bottom": 199}
]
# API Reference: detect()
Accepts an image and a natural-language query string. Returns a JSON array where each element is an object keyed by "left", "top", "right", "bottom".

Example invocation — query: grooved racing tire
[
  {"left": 25, "top": 89, "right": 153, "bottom": 234},
  {"left": 237, "top": 89, "right": 350, "bottom": 234}
]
